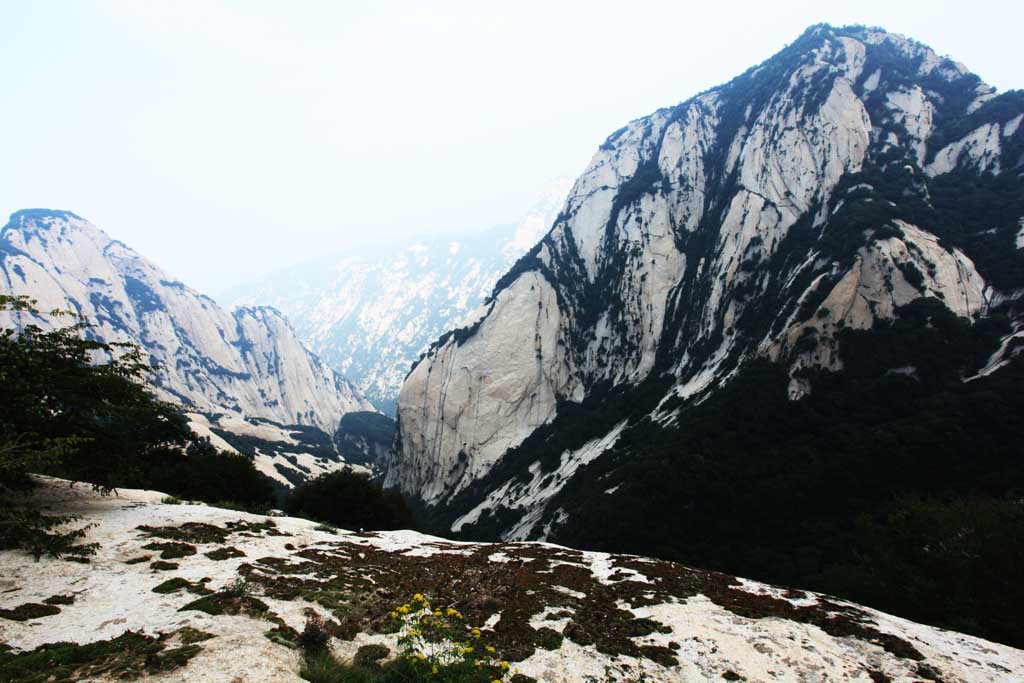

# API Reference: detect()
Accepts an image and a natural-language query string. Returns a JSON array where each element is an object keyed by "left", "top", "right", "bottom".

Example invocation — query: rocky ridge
[{"left": 1, "top": 480, "right": 1021, "bottom": 682}]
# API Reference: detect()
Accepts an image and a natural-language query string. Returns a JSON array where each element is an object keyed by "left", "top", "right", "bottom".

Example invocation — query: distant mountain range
[{"left": 223, "top": 178, "right": 572, "bottom": 413}]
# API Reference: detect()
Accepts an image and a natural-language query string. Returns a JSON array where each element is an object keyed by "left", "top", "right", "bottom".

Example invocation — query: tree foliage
[
  {"left": 0, "top": 295, "right": 190, "bottom": 490},
  {"left": 0, "top": 295, "right": 277, "bottom": 556},
  {"left": 285, "top": 468, "right": 414, "bottom": 531}
]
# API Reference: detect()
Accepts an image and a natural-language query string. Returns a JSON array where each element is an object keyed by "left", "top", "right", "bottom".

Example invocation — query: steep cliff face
[
  {"left": 223, "top": 179, "right": 572, "bottom": 412},
  {"left": 390, "top": 25, "right": 1024, "bottom": 537},
  {"left": 0, "top": 210, "right": 372, "bottom": 436}
]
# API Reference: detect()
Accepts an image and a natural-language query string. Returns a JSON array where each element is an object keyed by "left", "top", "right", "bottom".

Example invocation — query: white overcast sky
[{"left": 1, "top": 0, "right": 1020, "bottom": 294}]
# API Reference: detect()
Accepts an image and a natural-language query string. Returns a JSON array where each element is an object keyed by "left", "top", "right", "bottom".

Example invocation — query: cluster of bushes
[
  {"left": 0, "top": 296, "right": 414, "bottom": 560},
  {"left": 285, "top": 468, "right": 414, "bottom": 532}
]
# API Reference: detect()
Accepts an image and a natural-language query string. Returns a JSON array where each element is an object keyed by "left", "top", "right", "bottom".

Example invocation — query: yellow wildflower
[
  {"left": 413, "top": 593, "right": 424, "bottom": 602},
  {"left": 415, "top": 652, "right": 426, "bottom": 661},
  {"left": 501, "top": 661, "right": 510, "bottom": 669},
  {"left": 486, "top": 645, "right": 496, "bottom": 654},
  {"left": 398, "top": 605, "right": 409, "bottom": 614},
  {"left": 432, "top": 666, "right": 439, "bottom": 674},
  {"left": 463, "top": 646, "right": 473, "bottom": 654}
]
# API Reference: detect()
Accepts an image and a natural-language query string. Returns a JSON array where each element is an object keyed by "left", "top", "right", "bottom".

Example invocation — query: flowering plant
[{"left": 388, "top": 593, "right": 512, "bottom": 682}]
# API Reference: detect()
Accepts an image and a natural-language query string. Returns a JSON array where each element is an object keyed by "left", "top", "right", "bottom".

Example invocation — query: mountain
[
  {"left": 388, "top": 25, "right": 1024, "bottom": 645},
  {"left": 3, "top": 479, "right": 1022, "bottom": 683},
  {"left": 223, "top": 179, "right": 572, "bottom": 413},
  {"left": 0, "top": 209, "right": 376, "bottom": 485}
]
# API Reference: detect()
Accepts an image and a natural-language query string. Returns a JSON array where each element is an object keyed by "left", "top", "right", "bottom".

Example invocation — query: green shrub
[
  {"left": 285, "top": 469, "right": 414, "bottom": 532},
  {"left": 131, "top": 439, "right": 276, "bottom": 512},
  {"left": 298, "top": 614, "right": 331, "bottom": 654},
  {"left": 0, "top": 295, "right": 277, "bottom": 557}
]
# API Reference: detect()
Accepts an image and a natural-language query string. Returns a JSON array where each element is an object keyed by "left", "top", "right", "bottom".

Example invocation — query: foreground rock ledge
[{"left": 1, "top": 481, "right": 1020, "bottom": 682}]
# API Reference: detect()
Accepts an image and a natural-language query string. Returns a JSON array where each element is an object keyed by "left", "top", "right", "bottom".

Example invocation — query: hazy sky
[{"left": 1, "top": 1, "right": 1020, "bottom": 294}]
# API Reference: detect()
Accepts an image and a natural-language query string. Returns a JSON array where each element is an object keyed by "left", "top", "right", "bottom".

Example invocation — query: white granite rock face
[
  {"left": 0, "top": 210, "right": 372, "bottom": 434},
  {"left": 389, "top": 271, "right": 578, "bottom": 504},
  {"left": 927, "top": 122, "right": 1004, "bottom": 176},
  {"left": 391, "top": 25, "right": 1023, "bottom": 526}
]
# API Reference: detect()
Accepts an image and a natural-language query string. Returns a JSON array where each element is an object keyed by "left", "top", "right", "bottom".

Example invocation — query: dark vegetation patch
[
  {"left": 285, "top": 469, "right": 414, "bottom": 532},
  {"left": 229, "top": 519, "right": 287, "bottom": 536},
  {"left": 0, "top": 602, "right": 61, "bottom": 621},
  {"left": 138, "top": 519, "right": 285, "bottom": 550},
  {"left": 152, "top": 577, "right": 212, "bottom": 595},
  {"left": 353, "top": 644, "right": 389, "bottom": 668},
  {"left": 141, "top": 541, "right": 197, "bottom": 560},
  {"left": 0, "top": 628, "right": 212, "bottom": 682},
  {"left": 274, "top": 463, "right": 309, "bottom": 488},
  {"left": 179, "top": 579, "right": 270, "bottom": 618},
  {"left": 179, "top": 592, "right": 270, "bottom": 617},
  {"left": 150, "top": 560, "right": 179, "bottom": 571},
  {"left": 0, "top": 506, "right": 99, "bottom": 562},
  {"left": 265, "top": 622, "right": 301, "bottom": 649},
  {"left": 205, "top": 546, "right": 246, "bottom": 561},
  {"left": 138, "top": 522, "right": 230, "bottom": 544},
  {"left": 43, "top": 594, "right": 75, "bottom": 606},
  {"left": 124, "top": 555, "right": 151, "bottom": 565},
  {"left": 300, "top": 649, "right": 511, "bottom": 683},
  {"left": 298, "top": 613, "right": 332, "bottom": 653},
  {"left": 133, "top": 439, "right": 279, "bottom": 514}
]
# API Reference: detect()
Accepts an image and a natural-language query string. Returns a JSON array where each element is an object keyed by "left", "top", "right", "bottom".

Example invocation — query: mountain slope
[
  {"left": 387, "top": 24, "right": 1024, "bottom": 643},
  {"left": 224, "top": 179, "right": 572, "bottom": 412},
  {"left": 0, "top": 210, "right": 374, "bottom": 465}
]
